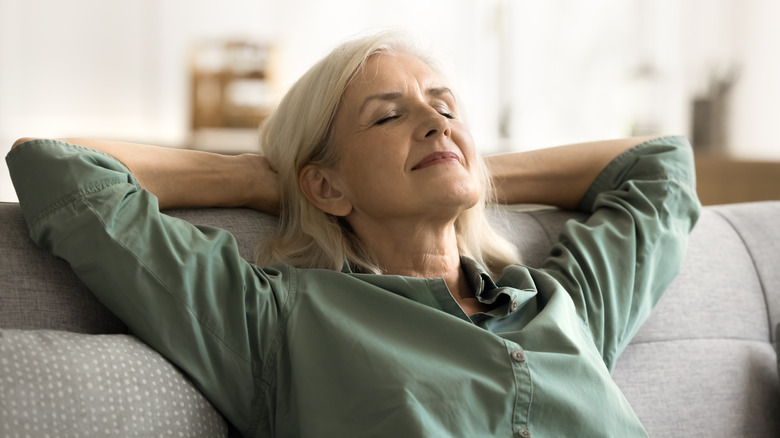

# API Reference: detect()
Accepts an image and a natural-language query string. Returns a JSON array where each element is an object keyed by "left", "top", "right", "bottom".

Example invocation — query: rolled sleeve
[
  {"left": 541, "top": 136, "right": 701, "bottom": 370},
  {"left": 6, "top": 139, "right": 288, "bottom": 432}
]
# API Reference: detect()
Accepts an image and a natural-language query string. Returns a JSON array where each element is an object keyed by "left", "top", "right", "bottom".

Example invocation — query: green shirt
[{"left": 7, "top": 136, "right": 700, "bottom": 437}]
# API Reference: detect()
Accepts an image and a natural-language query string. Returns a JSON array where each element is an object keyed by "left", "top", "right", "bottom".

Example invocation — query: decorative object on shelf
[
  {"left": 189, "top": 39, "right": 276, "bottom": 153},
  {"left": 691, "top": 68, "right": 739, "bottom": 155}
]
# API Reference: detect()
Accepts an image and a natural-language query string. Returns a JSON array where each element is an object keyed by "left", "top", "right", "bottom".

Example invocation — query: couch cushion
[
  {"left": 0, "top": 202, "right": 275, "bottom": 333},
  {"left": 712, "top": 201, "right": 780, "bottom": 342},
  {"left": 0, "top": 202, "right": 126, "bottom": 333},
  {"left": 631, "top": 208, "right": 770, "bottom": 344},
  {"left": 0, "top": 329, "right": 227, "bottom": 437},
  {"left": 612, "top": 206, "right": 780, "bottom": 436},
  {"left": 613, "top": 338, "right": 779, "bottom": 437}
]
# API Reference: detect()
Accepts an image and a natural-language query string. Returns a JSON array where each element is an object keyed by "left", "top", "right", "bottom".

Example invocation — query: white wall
[
  {"left": 0, "top": 0, "right": 162, "bottom": 141},
  {"left": 2, "top": 0, "right": 779, "bottom": 203},
  {"left": 0, "top": 0, "right": 500, "bottom": 202},
  {"left": 729, "top": 0, "right": 780, "bottom": 159},
  {"left": 507, "top": 0, "right": 651, "bottom": 149},
  {"left": 0, "top": 0, "right": 160, "bottom": 201}
]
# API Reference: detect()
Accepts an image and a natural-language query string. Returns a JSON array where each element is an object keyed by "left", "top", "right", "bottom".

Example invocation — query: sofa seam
[
  {"left": 525, "top": 210, "right": 557, "bottom": 247},
  {"left": 711, "top": 208, "right": 774, "bottom": 344},
  {"left": 626, "top": 336, "right": 774, "bottom": 347}
]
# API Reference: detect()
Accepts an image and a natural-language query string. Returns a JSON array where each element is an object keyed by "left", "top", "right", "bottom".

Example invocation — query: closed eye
[
  {"left": 439, "top": 111, "right": 455, "bottom": 119},
  {"left": 433, "top": 104, "right": 456, "bottom": 120},
  {"left": 375, "top": 114, "right": 400, "bottom": 125}
]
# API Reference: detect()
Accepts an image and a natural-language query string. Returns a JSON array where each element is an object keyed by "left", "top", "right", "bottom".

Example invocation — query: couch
[{"left": 1, "top": 200, "right": 778, "bottom": 437}]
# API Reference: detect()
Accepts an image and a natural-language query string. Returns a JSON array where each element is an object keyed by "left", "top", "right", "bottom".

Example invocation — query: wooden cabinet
[
  {"left": 695, "top": 155, "right": 780, "bottom": 205},
  {"left": 189, "top": 39, "right": 276, "bottom": 153}
]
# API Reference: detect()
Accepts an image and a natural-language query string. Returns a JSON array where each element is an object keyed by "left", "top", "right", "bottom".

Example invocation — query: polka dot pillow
[{"left": 0, "top": 329, "right": 227, "bottom": 437}]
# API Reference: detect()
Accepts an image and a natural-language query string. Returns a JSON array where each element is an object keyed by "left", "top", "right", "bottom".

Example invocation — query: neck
[
  {"left": 351, "top": 218, "right": 479, "bottom": 308},
  {"left": 358, "top": 218, "right": 459, "bottom": 271}
]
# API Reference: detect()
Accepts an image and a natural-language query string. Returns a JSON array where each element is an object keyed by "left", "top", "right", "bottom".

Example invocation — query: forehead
[{"left": 344, "top": 51, "right": 446, "bottom": 100}]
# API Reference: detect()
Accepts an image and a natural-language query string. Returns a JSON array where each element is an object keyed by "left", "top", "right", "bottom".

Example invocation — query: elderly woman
[{"left": 8, "top": 32, "right": 699, "bottom": 437}]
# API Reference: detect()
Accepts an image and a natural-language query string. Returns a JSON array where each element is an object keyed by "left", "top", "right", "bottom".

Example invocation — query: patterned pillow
[{"left": 0, "top": 329, "right": 227, "bottom": 437}]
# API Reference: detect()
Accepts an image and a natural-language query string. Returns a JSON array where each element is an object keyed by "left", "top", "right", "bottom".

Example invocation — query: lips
[{"left": 411, "top": 151, "right": 461, "bottom": 170}]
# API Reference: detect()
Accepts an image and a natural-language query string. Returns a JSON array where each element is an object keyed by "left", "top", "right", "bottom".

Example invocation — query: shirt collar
[
  {"left": 341, "top": 256, "right": 497, "bottom": 289},
  {"left": 459, "top": 256, "right": 498, "bottom": 298}
]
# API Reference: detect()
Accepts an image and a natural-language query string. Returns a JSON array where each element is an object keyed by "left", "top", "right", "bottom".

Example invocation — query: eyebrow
[
  {"left": 358, "top": 87, "right": 455, "bottom": 115},
  {"left": 427, "top": 87, "right": 455, "bottom": 99}
]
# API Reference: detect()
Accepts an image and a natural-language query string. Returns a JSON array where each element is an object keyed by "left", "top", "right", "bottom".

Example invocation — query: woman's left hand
[{"left": 485, "top": 136, "right": 655, "bottom": 209}]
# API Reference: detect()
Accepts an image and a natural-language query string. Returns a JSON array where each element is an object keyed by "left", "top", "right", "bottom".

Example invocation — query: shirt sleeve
[
  {"left": 6, "top": 139, "right": 290, "bottom": 432},
  {"left": 540, "top": 135, "right": 701, "bottom": 371}
]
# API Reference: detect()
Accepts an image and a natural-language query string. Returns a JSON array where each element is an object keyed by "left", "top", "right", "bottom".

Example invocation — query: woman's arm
[
  {"left": 8, "top": 137, "right": 287, "bottom": 432},
  {"left": 12, "top": 137, "right": 280, "bottom": 213},
  {"left": 485, "top": 136, "right": 655, "bottom": 209},
  {"left": 511, "top": 135, "right": 700, "bottom": 369}
]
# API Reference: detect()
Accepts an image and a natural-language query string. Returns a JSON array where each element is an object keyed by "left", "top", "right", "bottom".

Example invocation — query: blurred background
[{"left": 2, "top": 0, "right": 779, "bottom": 204}]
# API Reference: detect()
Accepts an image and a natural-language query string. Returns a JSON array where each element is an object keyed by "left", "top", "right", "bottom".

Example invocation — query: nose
[{"left": 415, "top": 106, "right": 451, "bottom": 141}]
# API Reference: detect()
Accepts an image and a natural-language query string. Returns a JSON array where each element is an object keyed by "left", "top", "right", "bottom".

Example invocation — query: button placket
[{"left": 504, "top": 340, "right": 531, "bottom": 437}]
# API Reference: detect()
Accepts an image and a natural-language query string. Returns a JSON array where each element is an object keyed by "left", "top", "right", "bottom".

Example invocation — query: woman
[{"left": 8, "top": 31, "right": 700, "bottom": 437}]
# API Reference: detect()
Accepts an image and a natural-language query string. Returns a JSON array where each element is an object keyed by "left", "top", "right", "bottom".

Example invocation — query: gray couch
[{"left": 1, "top": 200, "right": 778, "bottom": 437}]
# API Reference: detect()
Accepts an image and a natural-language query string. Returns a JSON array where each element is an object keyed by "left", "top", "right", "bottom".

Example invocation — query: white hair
[{"left": 256, "top": 30, "right": 519, "bottom": 277}]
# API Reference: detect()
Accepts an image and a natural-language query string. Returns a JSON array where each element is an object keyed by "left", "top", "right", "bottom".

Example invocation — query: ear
[{"left": 299, "top": 165, "right": 353, "bottom": 217}]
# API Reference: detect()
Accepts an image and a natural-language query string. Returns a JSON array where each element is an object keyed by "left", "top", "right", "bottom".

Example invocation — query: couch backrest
[
  {"left": 2, "top": 201, "right": 778, "bottom": 437},
  {"left": 0, "top": 203, "right": 279, "bottom": 333},
  {"left": 612, "top": 202, "right": 780, "bottom": 437}
]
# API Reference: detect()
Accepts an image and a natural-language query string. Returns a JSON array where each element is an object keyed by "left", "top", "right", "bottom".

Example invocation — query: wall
[
  {"left": 0, "top": 0, "right": 162, "bottom": 202},
  {"left": 729, "top": 0, "right": 780, "bottom": 159},
  {"left": 2, "top": 0, "right": 779, "bottom": 203},
  {"left": 0, "top": 0, "right": 162, "bottom": 141}
]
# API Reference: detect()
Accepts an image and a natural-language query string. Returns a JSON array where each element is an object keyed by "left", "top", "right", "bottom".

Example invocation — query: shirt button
[
  {"left": 517, "top": 428, "right": 532, "bottom": 437},
  {"left": 511, "top": 350, "right": 526, "bottom": 363},
  {"left": 509, "top": 299, "right": 519, "bottom": 312}
]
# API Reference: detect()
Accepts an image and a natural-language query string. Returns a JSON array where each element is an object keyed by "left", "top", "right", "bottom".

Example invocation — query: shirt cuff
[
  {"left": 6, "top": 139, "right": 139, "bottom": 229},
  {"left": 577, "top": 135, "right": 694, "bottom": 212}
]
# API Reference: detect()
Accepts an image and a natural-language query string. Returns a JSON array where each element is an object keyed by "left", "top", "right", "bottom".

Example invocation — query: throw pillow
[{"left": 0, "top": 329, "right": 227, "bottom": 437}]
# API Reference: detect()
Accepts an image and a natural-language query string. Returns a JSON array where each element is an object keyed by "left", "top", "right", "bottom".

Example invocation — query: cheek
[
  {"left": 341, "top": 133, "right": 407, "bottom": 177},
  {"left": 464, "top": 169, "right": 484, "bottom": 206},
  {"left": 335, "top": 147, "right": 401, "bottom": 201},
  {"left": 454, "top": 131, "right": 481, "bottom": 183},
  {"left": 455, "top": 129, "right": 477, "bottom": 162},
  {"left": 457, "top": 133, "right": 484, "bottom": 205}
]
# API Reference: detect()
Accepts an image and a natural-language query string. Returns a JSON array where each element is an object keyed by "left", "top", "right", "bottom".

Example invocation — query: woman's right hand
[{"left": 238, "top": 153, "right": 280, "bottom": 215}]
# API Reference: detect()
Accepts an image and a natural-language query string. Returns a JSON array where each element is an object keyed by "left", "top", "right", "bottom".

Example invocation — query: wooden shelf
[
  {"left": 695, "top": 155, "right": 780, "bottom": 205},
  {"left": 189, "top": 39, "right": 275, "bottom": 141}
]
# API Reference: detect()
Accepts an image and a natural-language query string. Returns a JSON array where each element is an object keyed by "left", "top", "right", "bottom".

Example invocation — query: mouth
[{"left": 411, "top": 151, "right": 461, "bottom": 170}]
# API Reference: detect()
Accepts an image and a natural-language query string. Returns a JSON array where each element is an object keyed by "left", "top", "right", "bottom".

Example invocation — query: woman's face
[{"left": 325, "top": 51, "right": 481, "bottom": 229}]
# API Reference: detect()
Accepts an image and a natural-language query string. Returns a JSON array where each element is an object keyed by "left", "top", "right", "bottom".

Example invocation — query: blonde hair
[{"left": 256, "top": 30, "right": 519, "bottom": 277}]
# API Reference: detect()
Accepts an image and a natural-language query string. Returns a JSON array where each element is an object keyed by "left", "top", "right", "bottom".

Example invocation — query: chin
[
  {"left": 454, "top": 178, "right": 482, "bottom": 204},
  {"left": 438, "top": 188, "right": 481, "bottom": 213}
]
